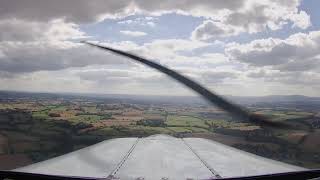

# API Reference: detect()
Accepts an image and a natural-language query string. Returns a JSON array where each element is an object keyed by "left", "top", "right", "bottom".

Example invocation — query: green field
[
  {"left": 166, "top": 115, "right": 208, "bottom": 128},
  {"left": 70, "top": 115, "right": 103, "bottom": 123},
  {"left": 255, "top": 110, "right": 313, "bottom": 121},
  {"left": 1, "top": 95, "right": 319, "bottom": 169},
  {"left": 32, "top": 105, "right": 67, "bottom": 119}
]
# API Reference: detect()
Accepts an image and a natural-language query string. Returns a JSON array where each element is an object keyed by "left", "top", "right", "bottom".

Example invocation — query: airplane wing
[{"left": 14, "top": 135, "right": 304, "bottom": 179}]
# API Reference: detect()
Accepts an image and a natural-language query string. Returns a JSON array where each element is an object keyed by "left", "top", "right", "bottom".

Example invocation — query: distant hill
[
  {"left": 1, "top": 90, "right": 320, "bottom": 106},
  {"left": 227, "top": 95, "right": 320, "bottom": 105}
]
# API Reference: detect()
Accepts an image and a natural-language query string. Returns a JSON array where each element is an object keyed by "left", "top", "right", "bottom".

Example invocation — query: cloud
[
  {"left": 289, "top": 10, "right": 311, "bottom": 29},
  {"left": 0, "top": 69, "right": 97, "bottom": 93},
  {"left": 0, "top": 0, "right": 132, "bottom": 23},
  {"left": 0, "top": 0, "right": 310, "bottom": 29},
  {"left": 117, "top": 16, "right": 157, "bottom": 27},
  {"left": 120, "top": 30, "right": 147, "bottom": 37},
  {"left": 0, "top": 35, "right": 211, "bottom": 74},
  {"left": 0, "top": 17, "right": 112, "bottom": 73},
  {"left": 0, "top": 19, "right": 86, "bottom": 42},
  {"left": 73, "top": 66, "right": 184, "bottom": 94},
  {"left": 100, "top": 38, "right": 211, "bottom": 62},
  {"left": 141, "top": 39, "right": 210, "bottom": 56},
  {"left": 191, "top": 20, "right": 241, "bottom": 40},
  {"left": 0, "top": 0, "right": 241, "bottom": 23},
  {"left": 0, "top": 30, "right": 236, "bottom": 95},
  {"left": 75, "top": 66, "right": 238, "bottom": 94},
  {"left": 0, "top": 0, "right": 311, "bottom": 43},
  {"left": 247, "top": 69, "right": 267, "bottom": 78},
  {"left": 266, "top": 71, "right": 320, "bottom": 86},
  {"left": 77, "top": 68, "right": 160, "bottom": 84},
  {"left": 0, "top": 0, "right": 316, "bottom": 96},
  {"left": 199, "top": 70, "right": 238, "bottom": 84},
  {"left": 191, "top": 0, "right": 311, "bottom": 40},
  {"left": 225, "top": 31, "right": 320, "bottom": 72},
  {"left": 246, "top": 69, "right": 320, "bottom": 86},
  {"left": 0, "top": 18, "right": 128, "bottom": 73},
  {"left": 0, "top": 41, "right": 131, "bottom": 73},
  {"left": 225, "top": 30, "right": 320, "bottom": 91}
]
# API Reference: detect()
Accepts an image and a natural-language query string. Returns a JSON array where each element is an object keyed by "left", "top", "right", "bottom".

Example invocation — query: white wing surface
[{"left": 15, "top": 134, "right": 304, "bottom": 179}]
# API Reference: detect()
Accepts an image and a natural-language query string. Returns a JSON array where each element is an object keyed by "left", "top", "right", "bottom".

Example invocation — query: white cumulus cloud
[{"left": 120, "top": 30, "right": 147, "bottom": 37}]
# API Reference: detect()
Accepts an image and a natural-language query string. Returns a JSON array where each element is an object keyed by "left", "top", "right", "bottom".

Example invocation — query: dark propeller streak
[{"left": 82, "top": 41, "right": 290, "bottom": 129}]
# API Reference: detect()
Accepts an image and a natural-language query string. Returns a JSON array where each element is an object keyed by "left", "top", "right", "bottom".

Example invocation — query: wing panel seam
[
  {"left": 182, "top": 138, "right": 222, "bottom": 179},
  {"left": 107, "top": 138, "right": 140, "bottom": 179}
]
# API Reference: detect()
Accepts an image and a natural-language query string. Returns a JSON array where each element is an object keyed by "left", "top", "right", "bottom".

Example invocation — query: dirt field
[
  {"left": 300, "top": 130, "right": 320, "bottom": 151},
  {"left": 0, "top": 154, "right": 32, "bottom": 170}
]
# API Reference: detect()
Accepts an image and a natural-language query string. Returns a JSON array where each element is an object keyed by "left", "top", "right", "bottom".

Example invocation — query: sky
[{"left": 0, "top": 0, "right": 320, "bottom": 96}]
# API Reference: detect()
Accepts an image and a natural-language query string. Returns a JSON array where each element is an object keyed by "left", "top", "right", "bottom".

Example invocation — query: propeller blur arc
[{"left": 82, "top": 41, "right": 288, "bottom": 128}]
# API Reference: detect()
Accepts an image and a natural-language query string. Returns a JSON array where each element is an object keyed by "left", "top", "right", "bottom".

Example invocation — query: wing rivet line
[
  {"left": 182, "top": 139, "right": 222, "bottom": 179},
  {"left": 107, "top": 138, "right": 140, "bottom": 179}
]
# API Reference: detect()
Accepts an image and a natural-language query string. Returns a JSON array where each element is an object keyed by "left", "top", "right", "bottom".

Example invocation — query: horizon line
[{"left": 0, "top": 89, "right": 318, "bottom": 98}]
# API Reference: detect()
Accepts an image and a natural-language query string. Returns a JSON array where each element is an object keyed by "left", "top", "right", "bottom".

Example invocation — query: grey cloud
[
  {"left": 225, "top": 31, "right": 320, "bottom": 72},
  {"left": 200, "top": 71, "right": 237, "bottom": 84},
  {"left": 0, "top": 19, "right": 85, "bottom": 42},
  {"left": 0, "top": 34, "right": 208, "bottom": 74},
  {"left": 0, "top": 71, "right": 16, "bottom": 79},
  {"left": 247, "top": 70, "right": 266, "bottom": 78},
  {"left": 0, "top": 0, "right": 244, "bottom": 23},
  {"left": 133, "top": 0, "right": 244, "bottom": 15},
  {"left": 77, "top": 69, "right": 130, "bottom": 82},
  {"left": 0, "top": 19, "right": 46, "bottom": 41},
  {"left": 263, "top": 71, "right": 320, "bottom": 86},
  {"left": 0, "top": 0, "right": 130, "bottom": 23},
  {"left": 191, "top": 20, "right": 238, "bottom": 40},
  {"left": 276, "top": 58, "right": 320, "bottom": 72},
  {"left": 176, "top": 68, "right": 238, "bottom": 84},
  {"left": 76, "top": 68, "right": 178, "bottom": 89},
  {"left": 225, "top": 5, "right": 269, "bottom": 31},
  {"left": 227, "top": 42, "right": 297, "bottom": 66},
  {"left": 245, "top": 67, "right": 320, "bottom": 87},
  {"left": 0, "top": 42, "right": 129, "bottom": 73},
  {"left": 76, "top": 67, "right": 237, "bottom": 90}
]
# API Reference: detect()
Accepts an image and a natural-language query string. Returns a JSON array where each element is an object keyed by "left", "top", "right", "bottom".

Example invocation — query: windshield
[{"left": 0, "top": 0, "right": 320, "bottom": 179}]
